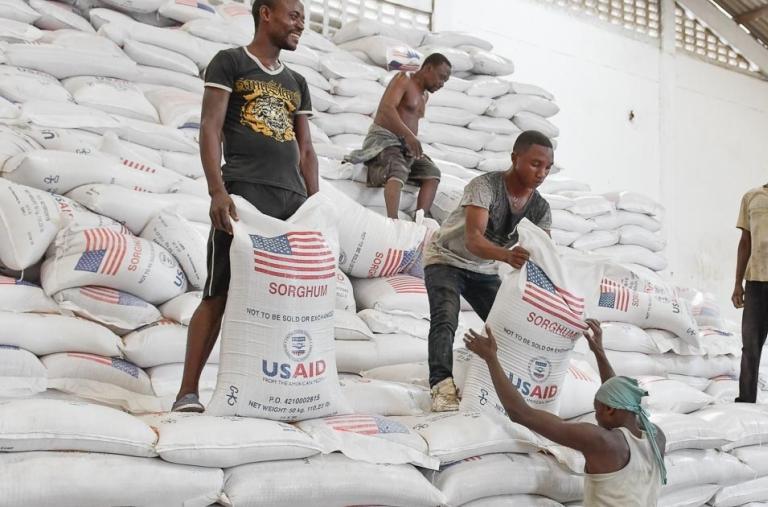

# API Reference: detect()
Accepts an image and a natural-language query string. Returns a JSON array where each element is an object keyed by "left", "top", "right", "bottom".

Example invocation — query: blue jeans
[{"left": 425, "top": 263, "right": 501, "bottom": 387}]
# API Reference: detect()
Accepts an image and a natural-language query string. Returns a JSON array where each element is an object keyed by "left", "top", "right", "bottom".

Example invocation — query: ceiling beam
[
  {"left": 678, "top": 0, "right": 768, "bottom": 76},
  {"left": 734, "top": 3, "right": 768, "bottom": 24}
]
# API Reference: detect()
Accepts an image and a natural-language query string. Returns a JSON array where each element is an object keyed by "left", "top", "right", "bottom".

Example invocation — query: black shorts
[{"left": 202, "top": 181, "right": 307, "bottom": 299}]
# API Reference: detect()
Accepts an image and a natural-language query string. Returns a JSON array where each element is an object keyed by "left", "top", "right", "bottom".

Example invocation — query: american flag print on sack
[
  {"left": 79, "top": 286, "right": 147, "bottom": 307},
  {"left": 598, "top": 278, "right": 631, "bottom": 312},
  {"left": 385, "top": 275, "right": 426, "bottom": 294},
  {"left": 522, "top": 262, "right": 587, "bottom": 331},
  {"left": 74, "top": 228, "right": 128, "bottom": 276},
  {"left": 250, "top": 232, "right": 335, "bottom": 281},
  {"left": 379, "top": 248, "right": 417, "bottom": 277},
  {"left": 324, "top": 414, "right": 408, "bottom": 435}
]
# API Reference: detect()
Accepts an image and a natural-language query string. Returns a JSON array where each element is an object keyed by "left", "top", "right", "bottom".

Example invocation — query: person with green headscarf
[{"left": 464, "top": 319, "right": 667, "bottom": 507}]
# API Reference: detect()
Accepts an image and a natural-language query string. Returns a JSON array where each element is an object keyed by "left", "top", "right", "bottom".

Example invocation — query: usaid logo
[
  {"left": 158, "top": 250, "right": 175, "bottom": 268},
  {"left": 339, "top": 249, "right": 347, "bottom": 266},
  {"left": 283, "top": 330, "right": 312, "bottom": 362},
  {"left": 528, "top": 357, "right": 551, "bottom": 382}
]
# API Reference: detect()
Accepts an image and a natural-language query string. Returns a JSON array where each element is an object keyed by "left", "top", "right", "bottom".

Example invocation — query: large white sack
[
  {"left": 663, "top": 448, "right": 756, "bottom": 494},
  {"left": 420, "top": 122, "right": 491, "bottom": 151},
  {"left": 42, "top": 225, "right": 188, "bottom": 305},
  {"left": 396, "top": 410, "right": 541, "bottom": 464},
  {"left": 508, "top": 81, "right": 555, "bottom": 100},
  {"left": 62, "top": 76, "right": 159, "bottom": 122},
  {"left": 0, "top": 0, "right": 41, "bottom": 22},
  {"left": 428, "top": 88, "right": 492, "bottom": 115},
  {"left": 334, "top": 268, "right": 355, "bottom": 312},
  {"left": 2, "top": 150, "right": 182, "bottom": 194},
  {"left": 122, "top": 319, "right": 217, "bottom": 367},
  {"left": 339, "top": 35, "right": 420, "bottom": 67},
  {"left": 477, "top": 156, "right": 512, "bottom": 173},
  {"left": 326, "top": 95, "right": 380, "bottom": 115},
  {"left": 0, "top": 451, "right": 224, "bottom": 507},
  {"left": 0, "top": 311, "right": 122, "bottom": 356},
  {"left": 0, "top": 65, "right": 73, "bottom": 103},
  {"left": 0, "top": 179, "right": 61, "bottom": 270},
  {"left": 415, "top": 44, "right": 473, "bottom": 72},
  {"left": 334, "top": 310, "right": 373, "bottom": 340},
  {"left": 331, "top": 133, "right": 367, "bottom": 150},
  {"left": 637, "top": 375, "right": 713, "bottom": 414},
  {"left": 42, "top": 352, "right": 162, "bottom": 413},
  {"left": 307, "top": 84, "right": 335, "bottom": 112},
  {"left": 463, "top": 496, "right": 563, "bottom": 507},
  {"left": 658, "top": 485, "right": 718, "bottom": 507},
  {"left": 319, "top": 52, "right": 385, "bottom": 81},
  {"left": 321, "top": 181, "right": 427, "bottom": 278},
  {"left": 590, "top": 276, "right": 698, "bottom": 340},
  {"left": 431, "top": 142, "right": 482, "bottom": 168},
  {"left": 312, "top": 111, "right": 371, "bottom": 136},
  {"left": 162, "top": 150, "right": 204, "bottom": 178},
  {"left": 425, "top": 106, "right": 478, "bottom": 126},
  {"left": 557, "top": 356, "right": 601, "bottom": 419},
  {"left": 143, "top": 87, "right": 201, "bottom": 128},
  {"left": 593, "top": 244, "right": 667, "bottom": 271},
  {"left": 572, "top": 230, "right": 620, "bottom": 251},
  {"left": 97, "top": 129, "right": 165, "bottom": 168},
  {"left": 0, "top": 345, "right": 47, "bottom": 397},
  {"left": 604, "top": 190, "right": 664, "bottom": 217},
  {"left": 338, "top": 374, "right": 430, "bottom": 416},
  {"left": 225, "top": 453, "right": 443, "bottom": 507},
  {"left": 422, "top": 31, "right": 492, "bottom": 51},
  {"left": 590, "top": 209, "right": 662, "bottom": 232},
  {"left": 288, "top": 62, "right": 331, "bottom": 91},
  {"left": 4, "top": 43, "right": 137, "bottom": 80},
  {"left": 158, "top": 0, "right": 216, "bottom": 23},
  {"left": 19, "top": 99, "right": 120, "bottom": 129},
  {"left": 135, "top": 64, "right": 205, "bottom": 94},
  {"left": 550, "top": 229, "right": 580, "bottom": 247},
  {"left": 159, "top": 290, "right": 201, "bottom": 325},
  {"left": 465, "top": 77, "right": 510, "bottom": 98},
  {"left": 51, "top": 194, "right": 126, "bottom": 232},
  {"left": 358, "top": 308, "right": 429, "bottom": 339},
  {"left": 332, "top": 17, "right": 425, "bottom": 47},
  {"left": 468, "top": 116, "right": 521, "bottom": 135},
  {"left": 40, "top": 29, "right": 125, "bottom": 57},
  {"left": 654, "top": 352, "right": 739, "bottom": 378},
  {"left": 704, "top": 375, "right": 740, "bottom": 402},
  {"left": 488, "top": 94, "right": 560, "bottom": 119},
  {"left": 732, "top": 446, "right": 768, "bottom": 477},
  {"left": 0, "top": 125, "right": 41, "bottom": 169},
  {"left": 66, "top": 184, "right": 209, "bottom": 233},
  {"left": 86, "top": 114, "right": 198, "bottom": 153},
  {"left": 423, "top": 453, "right": 582, "bottom": 506},
  {"left": 551, "top": 209, "right": 595, "bottom": 234},
  {"left": 14, "top": 124, "right": 101, "bottom": 155},
  {"left": 123, "top": 38, "right": 198, "bottom": 76},
  {"left": 2, "top": 94, "right": 23, "bottom": 117},
  {"left": 712, "top": 476, "right": 768, "bottom": 507},
  {"left": 513, "top": 111, "right": 559, "bottom": 138},
  {"left": 360, "top": 346, "right": 474, "bottom": 389},
  {"left": 461, "top": 220, "right": 602, "bottom": 414},
  {"left": 694, "top": 405, "right": 768, "bottom": 450},
  {"left": 565, "top": 194, "right": 614, "bottom": 217},
  {"left": 207, "top": 194, "right": 347, "bottom": 421},
  {"left": 539, "top": 175, "right": 590, "bottom": 195},
  {"left": 652, "top": 412, "right": 729, "bottom": 453},
  {"left": 599, "top": 322, "right": 663, "bottom": 354},
  {"left": 140, "top": 211, "right": 206, "bottom": 290},
  {"left": 148, "top": 362, "right": 217, "bottom": 406},
  {"left": 0, "top": 398, "right": 157, "bottom": 456},
  {"left": 296, "top": 413, "right": 437, "bottom": 469},
  {"left": 54, "top": 286, "right": 161, "bottom": 333},
  {"left": 352, "top": 275, "right": 429, "bottom": 319},
  {"left": 335, "top": 333, "right": 427, "bottom": 373},
  {"left": 0, "top": 275, "right": 58, "bottom": 313},
  {"left": 181, "top": 17, "right": 250, "bottom": 46},
  {"left": 0, "top": 17, "right": 42, "bottom": 42},
  {"left": 29, "top": 0, "right": 94, "bottom": 31},
  {"left": 142, "top": 412, "right": 320, "bottom": 468},
  {"left": 619, "top": 224, "right": 666, "bottom": 252},
  {"left": 467, "top": 48, "right": 515, "bottom": 75}
]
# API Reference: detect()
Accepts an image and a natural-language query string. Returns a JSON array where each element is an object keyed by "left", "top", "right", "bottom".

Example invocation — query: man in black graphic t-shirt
[{"left": 173, "top": 0, "right": 317, "bottom": 412}]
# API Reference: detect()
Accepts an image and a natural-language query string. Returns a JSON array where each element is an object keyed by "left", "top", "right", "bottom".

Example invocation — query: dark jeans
[
  {"left": 425, "top": 263, "right": 501, "bottom": 387},
  {"left": 738, "top": 281, "right": 768, "bottom": 403}
]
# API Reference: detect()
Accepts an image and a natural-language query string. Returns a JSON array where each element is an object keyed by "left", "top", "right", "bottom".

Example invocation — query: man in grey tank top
[
  {"left": 424, "top": 130, "right": 553, "bottom": 411},
  {"left": 465, "top": 321, "right": 667, "bottom": 506}
]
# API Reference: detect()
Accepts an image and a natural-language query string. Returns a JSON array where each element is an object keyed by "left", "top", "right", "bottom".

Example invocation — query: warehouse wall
[{"left": 432, "top": 0, "right": 768, "bottom": 323}]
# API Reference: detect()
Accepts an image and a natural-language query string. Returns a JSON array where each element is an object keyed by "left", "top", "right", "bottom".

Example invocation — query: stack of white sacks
[{"left": 0, "top": 2, "right": 767, "bottom": 506}]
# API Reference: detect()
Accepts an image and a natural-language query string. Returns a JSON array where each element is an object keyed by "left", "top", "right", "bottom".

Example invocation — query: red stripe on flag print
[
  {"left": 252, "top": 231, "right": 335, "bottom": 281},
  {"left": 0, "top": 276, "right": 17, "bottom": 285},
  {"left": 569, "top": 366, "right": 594, "bottom": 382},
  {"left": 600, "top": 278, "right": 630, "bottom": 312},
  {"left": 325, "top": 415, "right": 380, "bottom": 435},
  {"left": 380, "top": 248, "right": 403, "bottom": 277},
  {"left": 68, "top": 352, "right": 112, "bottom": 365},
  {"left": 386, "top": 275, "right": 426, "bottom": 294},
  {"left": 80, "top": 286, "right": 120, "bottom": 304},
  {"left": 84, "top": 228, "right": 127, "bottom": 276},
  {"left": 122, "top": 158, "right": 155, "bottom": 173},
  {"left": 522, "top": 284, "right": 586, "bottom": 330}
]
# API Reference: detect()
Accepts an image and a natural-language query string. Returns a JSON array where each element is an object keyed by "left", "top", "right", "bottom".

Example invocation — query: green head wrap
[{"left": 595, "top": 376, "right": 667, "bottom": 485}]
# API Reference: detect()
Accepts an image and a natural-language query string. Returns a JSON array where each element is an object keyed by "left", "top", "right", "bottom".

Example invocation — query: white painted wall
[{"left": 432, "top": 0, "right": 768, "bottom": 323}]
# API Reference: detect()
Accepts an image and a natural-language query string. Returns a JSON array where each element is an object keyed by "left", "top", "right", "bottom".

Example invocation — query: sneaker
[
  {"left": 172, "top": 393, "right": 204, "bottom": 413},
  {"left": 431, "top": 377, "right": 460, "bottom": 412}
]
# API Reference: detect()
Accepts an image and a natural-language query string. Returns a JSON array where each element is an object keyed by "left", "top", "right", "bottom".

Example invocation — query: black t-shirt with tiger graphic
[{"left": 204, "top": 47, "right": 313, "bottom": 196}]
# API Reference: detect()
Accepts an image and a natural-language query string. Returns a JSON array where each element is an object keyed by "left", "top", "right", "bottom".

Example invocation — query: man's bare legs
[
  {"left": 416, "top": 178, "right": 439, "bottom": 218},
  {"left": 384, "top": 178, "right": 404, "bottom": 219},
  {"left": 176, "top": 294, "right": 227, "bottom": 400}
]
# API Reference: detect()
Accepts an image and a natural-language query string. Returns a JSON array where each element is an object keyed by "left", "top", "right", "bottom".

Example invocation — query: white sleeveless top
[{"left": 583, "top": 427, "right": 661, "bottom": 507}]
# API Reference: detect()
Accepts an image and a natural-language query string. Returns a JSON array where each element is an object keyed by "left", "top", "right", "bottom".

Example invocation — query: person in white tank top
[{"left": 464, "top": 319, "right": 667, "bottom": 507}]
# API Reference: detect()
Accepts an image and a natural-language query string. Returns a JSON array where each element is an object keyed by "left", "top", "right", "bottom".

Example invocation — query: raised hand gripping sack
[
  {"left": 461, "top": 219, "right": 603, "bottom": 414},
  {"left": 207, "top": 194, "right": 348, "bottom": 421}
]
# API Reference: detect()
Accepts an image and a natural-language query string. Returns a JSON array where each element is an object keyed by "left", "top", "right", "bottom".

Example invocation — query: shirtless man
[{"left": 346, "top": 53, "right": 452, "bottom": 219}]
